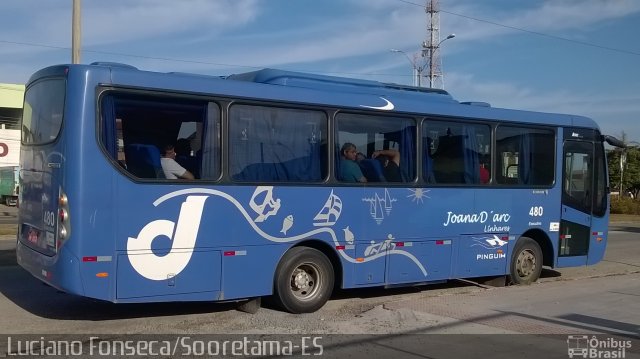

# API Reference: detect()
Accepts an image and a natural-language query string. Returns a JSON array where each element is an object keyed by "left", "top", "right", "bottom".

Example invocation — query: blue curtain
[
  {"left": 519, "top": 133, "right": 532, "bottom": 185},
  {"left": 423, "top": 137, "right": 435, "bottom": 183},
  {"left": 399, "top": 121, "right": 416, "bottom": 181},
  {"left": 335, "top": 144, "right": 343, "bottom": 181},
  {"left": 230, "top": 105, "right": 324, "bottom": 181},
  {"left": 101, "top": 95, "right": 117, "bottom": 158},
  {"left": 462, "top": 126, "right": 480, "bottom": 184},
  {"left": 200, "top": 103, "right": 221, "bottom": 180}
]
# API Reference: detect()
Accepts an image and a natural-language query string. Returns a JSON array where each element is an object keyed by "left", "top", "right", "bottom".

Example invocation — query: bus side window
[
  {"left": 337, "top": 113, "right": 416, "bottom": 184},
  {"left": 425, "top": 121, "right": 490, "bottom": 185},
  {"left": 229, "top": 105, "right": 326, "bottom": 182},
  {"left": 102, "top": 93, "right": 212, "bottom": 181},
  {"left": 496, "top": 126, "right": 555, "bottom": 186}
]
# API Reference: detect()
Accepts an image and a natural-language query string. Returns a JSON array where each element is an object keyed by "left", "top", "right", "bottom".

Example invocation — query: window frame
[{"left": 97, "top": 87, "right": 221, "bottom": 182}]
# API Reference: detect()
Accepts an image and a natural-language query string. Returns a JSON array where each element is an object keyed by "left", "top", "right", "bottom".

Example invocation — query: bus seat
[
  {"left": 359, "top": 159, "right": 386, "bottom": 182},
  {"left": 124, "top": 144, "right": 165, "bottom": 179}
]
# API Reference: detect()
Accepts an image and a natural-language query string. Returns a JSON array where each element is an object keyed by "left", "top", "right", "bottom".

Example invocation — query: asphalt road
[{"left": 0, "top": 204, "right": 17, "bottom": 225}]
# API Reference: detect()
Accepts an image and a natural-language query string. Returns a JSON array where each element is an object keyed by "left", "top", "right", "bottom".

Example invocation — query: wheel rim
[
  {"left": 289, "top": 262, "right": 323, "bottom": 302},
  {"left": 516, "top": 249, "right": 537, "bottom": 279}
]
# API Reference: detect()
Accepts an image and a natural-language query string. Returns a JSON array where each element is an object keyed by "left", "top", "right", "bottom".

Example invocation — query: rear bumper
[{"left": 16, "top": 240, "right": 84, "bottom": 295}]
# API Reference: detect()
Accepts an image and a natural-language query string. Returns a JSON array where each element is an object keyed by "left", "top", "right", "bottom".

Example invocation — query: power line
[
  {"left": 394, "top": 0, "right": 640, "bottom": 57},
  {"left": 0, "top": 38, "right": 413, "bottom": 79},
  {"left": 0, "top": 39, "right": 254, "bottom": 68}
]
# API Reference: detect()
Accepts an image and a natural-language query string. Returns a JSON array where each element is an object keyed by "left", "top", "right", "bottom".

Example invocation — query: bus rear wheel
[
  {"left": 509, "top": 237, "right": 543, "bottom": 285},
  {"left": 273, "top": 247, "right": 334, "bottom": 314}
]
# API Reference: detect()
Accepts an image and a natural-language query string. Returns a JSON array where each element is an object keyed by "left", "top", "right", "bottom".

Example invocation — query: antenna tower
[{"left": 422, "top": 0, "right": 444, "bottom": 89}]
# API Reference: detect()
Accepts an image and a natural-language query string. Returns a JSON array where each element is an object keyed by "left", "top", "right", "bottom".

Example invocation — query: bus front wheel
[
  {"left": 509, "top": 237, "right": 543, "bottom": 285},
  {"left": 273, "top": 247, "right": 334, "bottom": 314}
]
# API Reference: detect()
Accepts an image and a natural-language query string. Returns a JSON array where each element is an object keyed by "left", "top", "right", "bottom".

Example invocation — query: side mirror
[{"left": 603, "top": 135, "right": 626, "bottom": 148}]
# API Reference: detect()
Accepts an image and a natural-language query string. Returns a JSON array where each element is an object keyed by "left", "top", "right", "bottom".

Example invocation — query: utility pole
[{"left": 72, "top": 0, "right": 81, "bottom": 64}]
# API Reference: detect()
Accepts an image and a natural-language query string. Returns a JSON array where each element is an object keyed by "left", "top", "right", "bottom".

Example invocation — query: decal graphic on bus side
[
  {"left": 127, "top": 196, "right": 208, "bottom": 280},
  {"left": 127, "top": 187, "right": 428, "bottom": 281}
]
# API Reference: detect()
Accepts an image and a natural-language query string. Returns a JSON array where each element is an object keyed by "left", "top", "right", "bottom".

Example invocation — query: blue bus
[{"left": 17, "top": 62, "right": 622, "bottom": 313}]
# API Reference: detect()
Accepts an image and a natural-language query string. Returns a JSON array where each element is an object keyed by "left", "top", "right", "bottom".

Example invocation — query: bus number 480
[
  {"left": 44, "top": 211, "right": 56, "bottom": 227},
  {"left": 529, "top": 206, "right": 543, "bottom": 217}
]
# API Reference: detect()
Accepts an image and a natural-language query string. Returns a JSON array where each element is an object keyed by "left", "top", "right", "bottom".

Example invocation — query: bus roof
[
  {"left": 29, "top": 63, "right": 600, "bottom": 131},
  {"left": 227, "top": 68, "right": 451, "bottom": 97}
]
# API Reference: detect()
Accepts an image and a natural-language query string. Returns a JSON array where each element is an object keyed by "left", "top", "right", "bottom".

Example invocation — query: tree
[
  {"left": 624, "top": 147, "right": 640, "bottom": 198},
  {"left": 607, "top": 131, "right": 640, "bottom": 198}
]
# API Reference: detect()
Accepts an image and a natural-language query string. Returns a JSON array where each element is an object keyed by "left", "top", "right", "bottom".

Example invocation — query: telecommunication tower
[{"left": 421, "top": 0, "right": 451, "bottom": 89}]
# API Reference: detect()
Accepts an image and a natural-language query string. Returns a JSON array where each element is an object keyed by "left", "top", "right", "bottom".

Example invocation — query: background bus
[
  {"left": 17, "top": 63, "right": 620, "bottom": 313},
  {"left": 0, "top": 83, "right": 23, "bottom": 207},
  {"left": 0, "top": 166, "right": 19, "bottom": 206}
]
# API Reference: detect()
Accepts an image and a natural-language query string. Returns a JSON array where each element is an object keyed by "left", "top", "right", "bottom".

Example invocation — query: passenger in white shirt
[{"left": 160, "top": 144, "right": 195, "bottom": 180}]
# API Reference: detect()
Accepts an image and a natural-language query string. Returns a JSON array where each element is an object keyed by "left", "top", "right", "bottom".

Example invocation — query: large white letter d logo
[{"left": 127, "top": 195, "right": 208, "bottom": 280}]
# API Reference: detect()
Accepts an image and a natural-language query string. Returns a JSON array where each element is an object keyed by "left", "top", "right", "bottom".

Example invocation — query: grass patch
[
  {"left": 609, "top": 214, "right": 640, "bottom": 223},
  {"left": 610, "top": 197, "right": 640, "bottom": 215}
]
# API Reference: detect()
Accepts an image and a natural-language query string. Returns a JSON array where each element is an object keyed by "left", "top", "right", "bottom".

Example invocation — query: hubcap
[
  {"left": 516, "top": 249, "right": 536, "bottom": 278},
  {"left": 290, "top": 263, "right": 321, "bottom": 301}
]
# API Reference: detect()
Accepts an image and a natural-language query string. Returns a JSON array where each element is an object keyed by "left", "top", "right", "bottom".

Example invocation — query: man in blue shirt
[{"left": 340, "top": 143, "right": 367, "bottom": 183}]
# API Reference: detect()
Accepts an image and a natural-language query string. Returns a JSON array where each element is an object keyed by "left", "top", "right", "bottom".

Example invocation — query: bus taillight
[
  {"left": 58, "top": 226, "right": 68, "bottom": 240},
  {"left": 59, "top": 209, "right": 68, "bottom": 222},
  {"left": 59, "top": 193, "right": 68, "bottom": 206}
]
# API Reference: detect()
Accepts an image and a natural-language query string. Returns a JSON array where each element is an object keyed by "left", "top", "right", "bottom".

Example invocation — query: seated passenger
[
  {"left": 340, "top": 143, "right": 367, "bottom": 183},
  {"left": 372, "top": 149, "right": 402, "bottom": 182},
  {"left": 160, "top": 144, "right": 195, "bottom": 180},
  {"left": 175, "top": 138, "right": 199, "bottom": 177}
]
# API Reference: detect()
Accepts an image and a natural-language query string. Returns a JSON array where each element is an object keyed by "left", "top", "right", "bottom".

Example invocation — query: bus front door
[{"left": 558, "top": 139, "right": 594, "bottom": 267}]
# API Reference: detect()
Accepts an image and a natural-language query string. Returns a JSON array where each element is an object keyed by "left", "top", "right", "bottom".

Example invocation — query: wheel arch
[{"left": 520, "top": 228, "right": 554, "bottom": 268}]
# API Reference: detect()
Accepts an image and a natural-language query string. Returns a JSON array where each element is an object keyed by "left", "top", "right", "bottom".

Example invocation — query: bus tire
[
  {"left": 273, "top": 247, "right": 334, "bottom": 314},
  {"left": 509, "top": 237, "right": 543, "bottom": 285}
]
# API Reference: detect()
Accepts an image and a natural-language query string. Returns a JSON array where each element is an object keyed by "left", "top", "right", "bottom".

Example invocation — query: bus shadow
[
  {"left": 0, "top": 262, "right": 242, "bottom": 321},
  {"left": 328, "top": 280, "right": 477, "bottom": 303},
  {"left": 540, "top": 267, "right": 562, "bottom": 279},
  {"left": 2, "top": 258, "right": 486, "bottom": 320},
  {"left": 610, "top": 225, "right": 640, "bottom": 234}
]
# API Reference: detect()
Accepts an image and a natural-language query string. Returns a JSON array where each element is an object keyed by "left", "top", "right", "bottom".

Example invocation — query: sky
[{"left": 1, "top": 0, "right": 639, "bottom": 143}]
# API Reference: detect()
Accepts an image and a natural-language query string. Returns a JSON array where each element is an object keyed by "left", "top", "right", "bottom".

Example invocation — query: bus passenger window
[
  {"left": 496, "top": 126, "right": 554, "bottom": 186},
  {"left": 100, "top": 93, "right": 218, "bottom": 181},
  {"left": 423, "top": 120, "right": 490, "bottom": 185},
  {"left": 336, "top": 113, "right": 416, "bottom": 184},
  {"left": 229, "top": 105, "right": 327, "bottom": 182}
]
